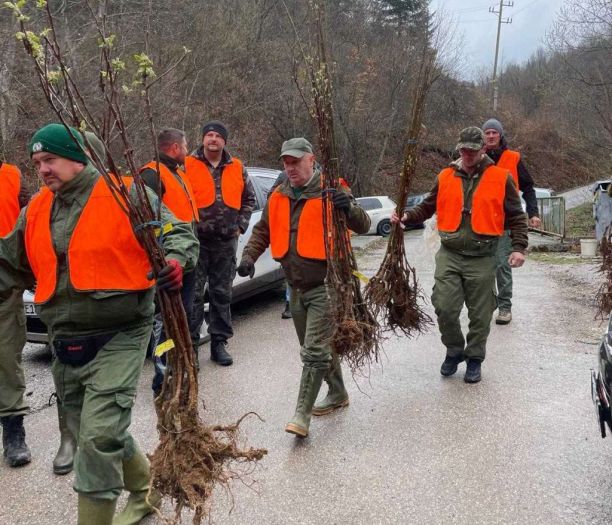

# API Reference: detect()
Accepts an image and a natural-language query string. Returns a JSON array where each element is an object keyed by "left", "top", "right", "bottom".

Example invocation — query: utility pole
[{"left": 489, "top": 0, "right": 513, "bottom": 111}]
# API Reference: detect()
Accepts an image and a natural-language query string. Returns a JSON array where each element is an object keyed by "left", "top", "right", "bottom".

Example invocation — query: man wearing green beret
[{"left": 0, "top": 123, "right": 199, "bottom": 524}]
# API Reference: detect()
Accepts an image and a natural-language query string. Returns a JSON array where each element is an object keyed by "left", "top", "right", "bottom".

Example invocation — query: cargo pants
[
  {"left": 190, "top": 237, "right": 238, "bottom": 344},
  {"left": 495, "top": 230, "right": 513, "bottom": 311},
  {"left": 290, "top": 284, "right": 333, "bottom": 371},
  {"left": 0, "top": 289, "right": 28, "bottom": 418},
  {"left": 431, "top": 246, "right": 498, "bottom": 362},
  {"left": 51, "top": 323, "right": 151, "bottom": 499}
]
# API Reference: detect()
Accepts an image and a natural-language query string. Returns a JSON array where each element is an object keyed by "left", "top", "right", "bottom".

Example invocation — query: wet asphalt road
[{"left": 2, "top": 231, "right": 612, "bottom": 525}]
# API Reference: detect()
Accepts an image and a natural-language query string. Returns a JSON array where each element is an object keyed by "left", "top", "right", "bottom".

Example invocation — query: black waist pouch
[{"left": 53, "top": 332, "right": 117, "bottom": 366}]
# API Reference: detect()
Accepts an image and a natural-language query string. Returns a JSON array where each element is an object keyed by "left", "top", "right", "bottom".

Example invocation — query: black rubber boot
[
  {"left": 53, "top": 401, "right": 77, "bottom": 475},
  {"left": 464, "top": 359, "right": 482, "bottom": 383},
  {"left": 1, "top": 415, "right": 32, "bottom": 467},
  {"left": 440, "top": 355, "right": 464, "bottom": 377},
  {"left": 281, "top": 301, "right": 292, "bottom": 319},
  {"left": 210, "top": 338, "right": 233, "bottom": 366}
]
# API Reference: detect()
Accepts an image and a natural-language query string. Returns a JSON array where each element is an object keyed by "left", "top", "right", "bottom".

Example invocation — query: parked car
[
  {"left": 591, "top": 312, "right": 612, "bottom": 438},
  {"left": 23, "top": 167, "right": 285, "bottom": 344},
  {"left": 403, "top": 192, "right": 429, "bottom": 230},
  {"left": 355, "top": 196, "right": 396, "bottom": 236}
]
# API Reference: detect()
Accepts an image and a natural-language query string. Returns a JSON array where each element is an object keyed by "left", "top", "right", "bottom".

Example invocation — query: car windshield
[{"left": 357, "top": 197, "right": 382, "bottom": 210}]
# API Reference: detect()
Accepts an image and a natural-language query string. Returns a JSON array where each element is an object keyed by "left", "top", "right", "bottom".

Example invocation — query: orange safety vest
[
  {"left": 0, "top": 163, "right": 21, "bottom": 237},
  {"left": 184, "top": 155, "right": 244, "bottom": 210},
  {"left": 25, "top": 177, "right": 154, "bottom": 304},
  {"left": 496, "top": 149, "right": 520, "bottom": 188},
  {"left": 437, "top": 165, "right": 508, "bottom": 236},
  {"left": 140, "top": 161, "right": 198, "bottom": 222},
  {"left": 268, "top": 189, "right": 326, "bottom": 260}
]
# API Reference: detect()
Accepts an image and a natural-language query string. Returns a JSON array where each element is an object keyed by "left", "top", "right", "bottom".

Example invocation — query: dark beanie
[
  {"left": 29, "top": 123, "right": 87, "bottom": 164},
  {"left": 201, "top": 120, "right": 228, "bottom": 142},
  {"left": 482, "top": 118, "right": 504, "bottom": 137}
]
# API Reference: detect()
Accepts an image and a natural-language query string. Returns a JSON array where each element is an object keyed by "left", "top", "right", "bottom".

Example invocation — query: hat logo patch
[{"left": 32, "top": 142, "right": 43, "bottom": 152}]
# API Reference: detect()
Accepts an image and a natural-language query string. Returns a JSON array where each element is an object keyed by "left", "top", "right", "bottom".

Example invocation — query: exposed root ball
[
  {"left": 150, "top": 300, "right": 266, "bottom": 525},
  {"left": 149, "top": 409, "right": 267, "bottom": 524},
  {"left": 365, "top": 227, "right": 432, "bottom": 336}
]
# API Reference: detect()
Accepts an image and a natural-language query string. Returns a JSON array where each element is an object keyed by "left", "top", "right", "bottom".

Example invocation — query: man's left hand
[
  {"left": 332, "top": 191, "right": 351, "bottom": 213},
  {"left": 508, "top": 251, "right": 526, "bottom": 268},
  {"left": 528, "top": 216, "right": 542, "bottom": 229}
]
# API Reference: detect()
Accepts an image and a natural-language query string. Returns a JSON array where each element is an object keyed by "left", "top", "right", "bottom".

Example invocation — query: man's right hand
[
  {"left": 391, "top": 211, "right": 408, "bottom": 228},
  {"left": 237, "top": 259, "right": 255, "bottom": 278}
]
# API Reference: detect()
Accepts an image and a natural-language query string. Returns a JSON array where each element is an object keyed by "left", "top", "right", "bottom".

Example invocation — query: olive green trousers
[
  {"left": 51, "top": 323, "right": 151, "bottom": 500},
  {"left": 431, "top": 246, "right": 497, "bottom": 361},
  {"left": 289, "top": 285, "right": 333, "bottom": 371},
  {"left": 0, "top": 289, "right": 28, "bottom": 418}
]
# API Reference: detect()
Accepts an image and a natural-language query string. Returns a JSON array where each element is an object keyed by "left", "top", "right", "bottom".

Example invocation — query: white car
[
  {"left": 23, "top": 167, "right": 285, "bottom": 344},
  {"left": 520, "top": 187, "right": 555, "bottom": 213},
  {"left": 355, "top": 196, "right": 397, "bottom": 236}
]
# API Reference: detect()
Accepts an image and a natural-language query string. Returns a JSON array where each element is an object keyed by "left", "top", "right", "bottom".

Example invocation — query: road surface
[{"left": 2, "top": 231, "right": 611, "bottom": 524}]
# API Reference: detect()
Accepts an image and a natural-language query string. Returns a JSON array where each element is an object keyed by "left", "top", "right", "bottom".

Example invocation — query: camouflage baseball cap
[
  {"left": 456, "top": 126, "right": 485, "bottom": 151},
  {"left": 279, "top": 137, "right": 313, "bottom": 159}
]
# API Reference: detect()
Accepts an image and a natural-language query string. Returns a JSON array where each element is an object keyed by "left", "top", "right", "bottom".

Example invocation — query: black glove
[
  {"left": 237, "top": 259, "right": 255, "bottom": 278},
  {"left": 332, "top": 190, "right": 351, "bottom": 214}
]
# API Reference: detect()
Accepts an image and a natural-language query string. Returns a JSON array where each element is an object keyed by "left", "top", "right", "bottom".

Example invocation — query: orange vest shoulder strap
[
  {"left": 269, "top": 189, "right": 291, "bottom": 259},
  {"left": 184, "top": 155, "right": 214, "bottom": 209},
  {"left": 221, "top": 158, "right": 244, "bottom": 210},
  {"left": 25, "top": 188, "right": 57, "bottom": 303},
  {"left": 436, "top": 167, "right": 464, "bottom": 233},
  {"left": 497, "top": 149, "right": 520, "bottom": 188}
]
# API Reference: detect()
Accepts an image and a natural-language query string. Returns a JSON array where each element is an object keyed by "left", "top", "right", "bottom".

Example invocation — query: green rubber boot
[
  {"left": 285, "top": 366, "right": 326, "bottom": 438},
  {"left": 53, "top": 400, "right": 77, "bottom": 475},
  {"left": 77, "top": 494, "right": 117, "bottom": 525},
  {"left": 312, "top": 354, "right": 349, "bottom": 416},
  {"left": 112, "top": 447, "right": 161, "bottom": 525}
]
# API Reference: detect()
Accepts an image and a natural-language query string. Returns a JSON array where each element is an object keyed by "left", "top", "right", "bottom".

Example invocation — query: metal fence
[{"left": 537, "top": 196, "right": 566, "bottom": 237}]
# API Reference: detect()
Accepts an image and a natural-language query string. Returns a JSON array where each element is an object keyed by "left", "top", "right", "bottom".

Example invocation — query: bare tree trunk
[{"left": 0, "top": 19, "right": 18, "bottom": 156}]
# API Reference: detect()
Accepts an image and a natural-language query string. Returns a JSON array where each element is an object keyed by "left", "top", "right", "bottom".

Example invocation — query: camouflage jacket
[
  {"left": 190, "top": 147, "right": 256, "bottom": 241},
  {"left": 242, "top": 170, "right": 371, "bottom": 292}
]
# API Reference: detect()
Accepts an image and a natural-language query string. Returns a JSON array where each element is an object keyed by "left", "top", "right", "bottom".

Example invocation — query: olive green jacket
[
  {"left": 404, "top": 155, "right": 528, "bottom": 257},
  {"left": 242, "top": 170, "right": 371, "bottom": 292},
  {"left": 0, "top": 163, "right": 199, "bottom": 340}
]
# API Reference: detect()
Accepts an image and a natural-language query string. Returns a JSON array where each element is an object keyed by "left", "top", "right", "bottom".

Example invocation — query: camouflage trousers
[
  {"left": 190, "top": 237, "right": 238, "bottom": 344},
  {"left": 0, "top": 289, "right": 28, "bottom": 418},
  {"left": 51, "top": 323, "right": 151, "bottom": 499}
]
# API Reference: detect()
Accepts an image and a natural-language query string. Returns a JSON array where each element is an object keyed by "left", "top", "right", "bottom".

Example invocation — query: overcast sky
[{"left": 429, "top": 0, "right": 566, "bottom": 80}]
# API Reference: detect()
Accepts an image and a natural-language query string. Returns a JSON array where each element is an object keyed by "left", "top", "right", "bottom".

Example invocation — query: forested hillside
[{"left": 0, "top": 0, "right": 609, "bottom": 196}]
